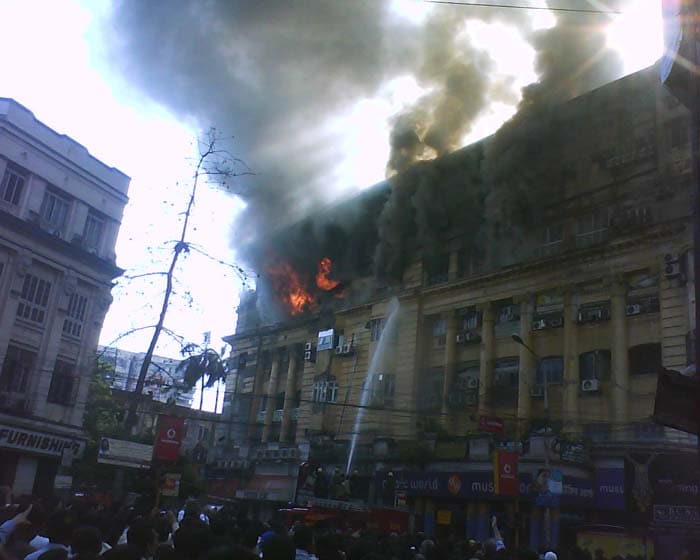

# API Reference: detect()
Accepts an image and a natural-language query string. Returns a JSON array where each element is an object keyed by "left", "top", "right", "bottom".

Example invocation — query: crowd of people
[{"left": 0, "top": 497, "right": 665, "bottom": 560}]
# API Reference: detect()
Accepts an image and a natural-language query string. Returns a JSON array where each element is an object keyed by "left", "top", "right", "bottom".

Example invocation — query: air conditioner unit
[
  {"left": 664, "top": 253, "right": 682, "bottom": 278},
  {"left": 581, "top": 379, "right": 601, "bottom": 393},
  {"left": 548, "top": 316, "right": 564, "bottom": 328},
  {"left": 335, "top": 346, "right": 344, "bottom": 355},
  {"left": 532, "top": 319, "right": 547, "bottom": 331},
  {"left": 626, "top": 303, "right": 642, "bottom": 316},
  {"left": 304, "top": 342, "right": 312, "bottom": 351},
  {"left": 304, "top": 350, "right": 314, "bottom": 362},
  {"left": 464, "top": 331, "right": 481, "bottom": 343},
  {"left": 466, "top": 377, "right": 479, "bottom": 390},
  {"left": 342, "top": 344, "right": 352, "bottom": 354},
  {"left": 456, "top": 333, "right": 465, "bottom": 343},
  {"left": 530, "top": 385, "right": 544, "bottom": 398}
]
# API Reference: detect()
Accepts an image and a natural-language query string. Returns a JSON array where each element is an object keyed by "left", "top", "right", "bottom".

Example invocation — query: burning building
[{"left": 212, "top": 65, "right": 697, "bottom": 550}]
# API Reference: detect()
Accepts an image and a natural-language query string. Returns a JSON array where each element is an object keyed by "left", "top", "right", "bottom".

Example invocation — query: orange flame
[
  {"left": 267, "top": 260, "right": 316, "bottom": 315},
  {"left": 316, "top": 257, "right": 340, "bottom": 291}
]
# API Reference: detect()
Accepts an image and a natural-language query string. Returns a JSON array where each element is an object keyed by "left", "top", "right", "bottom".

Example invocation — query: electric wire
[{"left": 423, "top": 0, "right": 623, "bottom": 15}]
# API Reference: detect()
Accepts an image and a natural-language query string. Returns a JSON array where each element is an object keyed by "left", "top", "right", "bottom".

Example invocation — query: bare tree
[{"left": 124, "top": 129, "right": 251, "bottom": 430}]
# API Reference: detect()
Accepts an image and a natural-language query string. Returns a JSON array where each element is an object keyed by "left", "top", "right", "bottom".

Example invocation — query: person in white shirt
[{"left": 24, "top": 510, "right": 76, "bottom": 560}]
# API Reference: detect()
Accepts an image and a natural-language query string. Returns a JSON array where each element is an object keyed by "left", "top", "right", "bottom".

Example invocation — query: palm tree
[{"left": 177, "top": 348, "right": 227, "bottom": 410}]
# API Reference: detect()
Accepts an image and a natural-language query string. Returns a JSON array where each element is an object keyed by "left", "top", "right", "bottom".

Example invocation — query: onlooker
[{"left": 291, "top": 525, "right": 316, "bottom": 560}]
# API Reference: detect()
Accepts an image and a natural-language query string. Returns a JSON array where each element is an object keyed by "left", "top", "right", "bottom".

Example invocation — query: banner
[
  {"left": 494, "top": 451, "right": 518, "bottom": 496},
  {"left": 154, "top": 416, "right": 185, "bottom": 462},
  {"left": 478, "top": 415, "right": 504, "bottom": 433},
  {"left": 594, "top": 467, "right": 625, "bottom": 510},
  {"left": 534, "top": 468, "right": 563, "bottom": 506},
  {"left": 98, "top": 437, "right": 152, "bottom": 469},
  {"left": 161, "top": 473, "right": 181, "bottom": 497}
]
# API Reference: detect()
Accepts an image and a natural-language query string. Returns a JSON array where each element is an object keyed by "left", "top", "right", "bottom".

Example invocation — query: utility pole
[{"left": 512, "top": 334, "right": 551, "bottom": 548}]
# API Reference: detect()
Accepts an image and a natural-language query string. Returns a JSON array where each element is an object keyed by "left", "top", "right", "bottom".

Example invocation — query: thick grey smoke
[{"left": 106, "top": 0, "right": 633, "bottom": 287}]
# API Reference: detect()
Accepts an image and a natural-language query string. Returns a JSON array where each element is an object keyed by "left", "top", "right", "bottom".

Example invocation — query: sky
[{"left": 0, "top": 0, "right": 663, "bottom": 411}]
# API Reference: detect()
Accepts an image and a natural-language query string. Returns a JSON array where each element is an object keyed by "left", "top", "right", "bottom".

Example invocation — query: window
[
  {"left": 83, "top": 212, "right": 105, "bottom": 251},
  {"left": 497, "top": 303, "right": 520, "bottom": 324},
  {"left": 425, "top": 253, "right": 449, "bottom": 286},
  {"left": 668, "top": 117, "right": 687, "bottom": 148},
  {"left": 576, "top": 208, "right": 609, "bottom": 248},
  {"left": 493, "top": 358, "right": 519, "bottom": 387},
  {"left": 432, "top": 318, "right": 446, "bottom": 346},
  {"left": 0, "top": 345, "right": 36, "bottom": 393},
  {"left": 369, "top": 318, "right": 384, "bottom": 342},
  {"left": 312, "top": 378, "right": 338, "bottom": 403},
  {"left": 629, "top": 343, "right": 662, "bottom": 375},
  {"left": 460, "top": 308, "right": 482, "bottom": 330},
  {"left": 536, "top": 356, "right": 564, "bottom": 385},
  {"left": 371, "top": 373, "right": 396, "bottom": 406},
  {"left": 1, "top": 166, "right": 26, "bottom": 206},
  {"left": 16, "top": 273, "right": 52, "bottom": 324},
  {"left": 539, "top": 224, "right": 564, "bottom": 257},
  {"left": 418, "top": 367, "right": 444, "bottom": 411},
  {"left": 47, "top": 359, "right": 77, "bottom": 405},
  {"left": 237, "top": 352, "right": 248, "bottom": 372},
  {"left": 197, "top": 426, "right": 209, "bottom": 441},
  {"left": 63, "top": 293, "right": 88, "bottom": 338},
  {"left": 579, "top": 350, "right": 611, "bottom": 381},
  {"left": 40, "top": 190, "right": 69, "bottom": 230}
]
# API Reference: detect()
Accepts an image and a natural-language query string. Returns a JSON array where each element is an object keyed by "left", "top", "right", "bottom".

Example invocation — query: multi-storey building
[
  {"left": 216, "top": 66, "right": 697, "bottom": 550},
  {"left": 99, "top": 346, "right": 194, "bottom": 408},
  {"left": 0, "top": 99, "right": 129, "bottom": 496}
]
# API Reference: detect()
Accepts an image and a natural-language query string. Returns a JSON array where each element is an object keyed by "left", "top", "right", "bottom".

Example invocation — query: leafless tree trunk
[{"left": 125, "top": 130, "right": 250, "bottom": 430}]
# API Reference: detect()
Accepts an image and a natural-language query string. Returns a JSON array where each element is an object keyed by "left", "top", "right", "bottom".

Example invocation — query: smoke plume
[{"left": 106, "top": 0, "right": 634, "bottom": 293}]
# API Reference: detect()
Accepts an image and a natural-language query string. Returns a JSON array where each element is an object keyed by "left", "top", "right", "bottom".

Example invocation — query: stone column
[
  {"left": 478, "top": 303, "right": 494, "bottom": 416},
  {"left": 441, "top": 312, "right": 459, "bottom": 417},
  {"left": 261, "top": 350, "right": 281, "bottom": 443},
  {"left": 517, "top": 296, "right": 534, "bottom": 427},
  {"left": 610, "top": 281, "right": 629, "bottom": 423},
  {"left": 279, "top": 348, "right": 299, "bottom": 443},
  {"left": 562, "top": 292, "right": 580, "bottom": 432}
]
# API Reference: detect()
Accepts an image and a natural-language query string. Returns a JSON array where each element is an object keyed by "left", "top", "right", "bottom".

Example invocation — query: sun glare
[{"left": 606, "top": 0, "right": 663, "bottom": 74}]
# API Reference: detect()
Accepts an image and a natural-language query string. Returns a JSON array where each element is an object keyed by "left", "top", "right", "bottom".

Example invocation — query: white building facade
[{"left": 0, "top": 99, "right": 129, "bottom": 497}]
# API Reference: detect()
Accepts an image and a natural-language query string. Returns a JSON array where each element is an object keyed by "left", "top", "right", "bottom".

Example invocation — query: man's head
[
  {"left": 127, "top": 519, "right": 158, "bottom": 558},
  {"left": 72, "top": 526, "right": 103, "bottom": 559},
  {"left": 260, "top": 534, "right": 295, "bottom": 560},
  {"left": 292, "top": 524, "right": 314, "bottom": 553},
  {"left": 46, "top": 510, "right": 77, "bottom": 546},
  {"left": 173, "top": 521, "right": 212, "bottom": 560}
]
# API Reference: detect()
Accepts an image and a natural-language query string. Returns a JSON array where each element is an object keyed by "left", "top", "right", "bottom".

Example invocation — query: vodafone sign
[
  {"left": 154, "top": 416, "right": 185, "bottom": 462},
  {"left": 494, "top": 450, "right": 519, "bottom": 497}
]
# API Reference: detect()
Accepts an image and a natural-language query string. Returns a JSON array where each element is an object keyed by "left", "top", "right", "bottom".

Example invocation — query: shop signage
[
  {"left": 379, "top": 471, "right": 593, "bottom": 507},
  {"left": 160, "top": 473, "right": 181, "bottom": 497},
  {"left": 154, "top": 416, "right": 185, "bottom": 462},
  {"left": 478, "top": 416, "right": 504, "bottom": 433},
  {"left": 594, "top": 467, "right": 625, "bottom": 510},
  {"left": 54, "top": 475, "right": 73, "bottom": 490},
  {"left": 98, "top": 437, "right": 153, "bottom": 469},
  {"left": 494, "top": 451, "right": 518, "bottom": 497},
  {"left": 0, "top": 424, "right": 83, "bottom": 458},
  {"left": 534, "top": 469, "right": 563, "bottom": 506},
  {"left": 653, "top": 504, "right": 700, "bottom": 526},
  {"left": 555, "top": 439, "right": 588, "bottom": 464}
]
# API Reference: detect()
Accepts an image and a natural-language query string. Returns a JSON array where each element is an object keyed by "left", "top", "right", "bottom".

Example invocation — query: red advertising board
[
  {"left": 153, "top": 416, "right": 185, "bottom": 462},
  {"left": 494, "top": 451, "right": 518, "bottom": 496},
  {"left": 479, "top": 415, "right": 504, "bottom": 433}
]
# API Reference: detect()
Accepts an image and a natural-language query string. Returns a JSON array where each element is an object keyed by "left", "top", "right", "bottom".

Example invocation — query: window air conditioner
[
  {"left": 456, "top": 333, "right": 465, "bottom": 343},
  {"left": 335, "top": 346, "right": 344, "bottom": 355},
  {"left": 342, "top": 344, "right": 352, "bottom": 355},
  {"left": 581, "top": 379, "right": 600, "bottom": 393},
  {"left": 626, "top": 303, "right": 642, "bottom": 316},
  {"left": 304, "top": 342, "right": 313, "bottom": 351},
  {"left": 548, "top": 316, "right": 564, "bottom": 328},
  {"left": 464, "top": 332, "right": 481, "bottom": 343},
  {"left": 664, "top": 253, "right": 682, "bottom": 278},
  {"left": 532, "top": 319, "right": 547, "bottom": 331},
  {"left": 304, "top": 350, "right": 314, "bottom": 362},
  {"left": 466, "top": 377, "right": 479, "bottom": 390}
]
